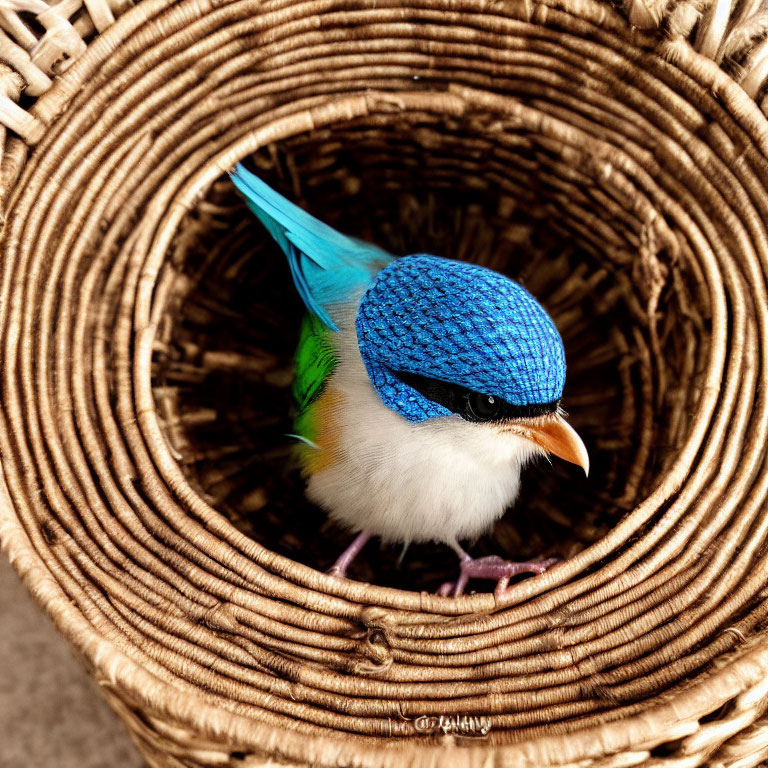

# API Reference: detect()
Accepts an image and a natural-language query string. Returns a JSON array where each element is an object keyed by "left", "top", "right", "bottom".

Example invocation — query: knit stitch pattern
[{"left": 356, "top": 255, "right": 566, "bottom": 422}]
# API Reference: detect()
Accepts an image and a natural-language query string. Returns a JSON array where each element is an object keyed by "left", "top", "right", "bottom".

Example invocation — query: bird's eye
[
  {"left": 394, "top": 370, "right": 560, "bottom": 421},
  {"left": 465, "top": 392, "right": 502, "bottom": 422}
]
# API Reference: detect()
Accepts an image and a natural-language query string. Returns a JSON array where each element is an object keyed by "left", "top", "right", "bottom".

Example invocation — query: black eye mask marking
[{"left": 395, "top": 371, "right": 560, "bottom": 422}]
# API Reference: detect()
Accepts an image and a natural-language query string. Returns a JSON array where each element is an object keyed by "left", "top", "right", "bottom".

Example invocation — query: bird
[{"left": 231, "top": 164, "right": 589, "bottom": 597}]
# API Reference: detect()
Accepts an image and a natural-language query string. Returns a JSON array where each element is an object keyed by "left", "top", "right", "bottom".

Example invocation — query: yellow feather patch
[{"left": 300, "top": 388, "right": 344, "bottom": 476}]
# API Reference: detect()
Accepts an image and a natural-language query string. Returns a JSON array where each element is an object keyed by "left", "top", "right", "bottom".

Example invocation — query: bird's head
[{"left": 355, "top": 255, "right": 589, "bottom": 473}]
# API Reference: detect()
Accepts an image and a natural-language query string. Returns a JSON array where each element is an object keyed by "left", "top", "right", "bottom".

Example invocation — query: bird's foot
[
  {"left": 438, "top": 554, "right": 560, "bottom": 598},
  {"left": 327, "top": 531, "right": 372, "bottom": 579}
]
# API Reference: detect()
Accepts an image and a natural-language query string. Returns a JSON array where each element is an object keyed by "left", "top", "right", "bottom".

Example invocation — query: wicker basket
[{"left": 4, "top": 0, "right": 768, "bottom": 765}]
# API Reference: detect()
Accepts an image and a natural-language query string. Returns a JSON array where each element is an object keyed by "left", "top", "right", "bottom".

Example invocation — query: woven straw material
[
  {"left": 0, "top": 0, "right": 134, "bottom": 144},
  {"left": 4, "top": 0, "right": 768, "bottom": 766},
  {"left": 626, "top": 0, "right": 768, "bottom": 96}
]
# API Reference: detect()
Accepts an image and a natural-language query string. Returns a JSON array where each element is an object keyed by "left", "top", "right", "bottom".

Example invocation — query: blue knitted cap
[{"left": 355, "top": 255, "right": 566, "bottom": 422}]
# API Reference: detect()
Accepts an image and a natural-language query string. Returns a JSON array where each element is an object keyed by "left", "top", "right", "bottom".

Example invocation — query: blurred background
[{"left": 0, "top": 558, "right": 143, "bottom": 768}]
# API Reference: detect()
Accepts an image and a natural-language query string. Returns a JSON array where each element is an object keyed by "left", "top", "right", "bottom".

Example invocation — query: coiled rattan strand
[{"left": 4, "top": 0, "right": 768, "bottom": 765}]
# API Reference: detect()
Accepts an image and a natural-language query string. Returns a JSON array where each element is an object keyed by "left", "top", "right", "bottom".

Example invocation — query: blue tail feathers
[{"left": 230, "top": 163, "right": 393, "bottom": 330}]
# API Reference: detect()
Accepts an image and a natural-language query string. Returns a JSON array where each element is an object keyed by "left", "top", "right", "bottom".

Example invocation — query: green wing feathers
[{"left": 292, "top": 313, "right": 338, "bottom": 443}]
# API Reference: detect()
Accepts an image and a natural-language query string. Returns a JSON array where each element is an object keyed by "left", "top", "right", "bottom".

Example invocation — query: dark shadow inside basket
[{"left": 153, "top": 116, "right": 708, "bottom": 592}]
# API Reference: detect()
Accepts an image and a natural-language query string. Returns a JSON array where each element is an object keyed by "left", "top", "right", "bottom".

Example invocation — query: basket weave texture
[{"left": 4, "top": 0, "right": 768, "bottom": 766}]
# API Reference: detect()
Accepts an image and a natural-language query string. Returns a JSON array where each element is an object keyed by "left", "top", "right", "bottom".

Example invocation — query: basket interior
[{"left": 153, "top": 115, "right": 704, "bottom": 593}]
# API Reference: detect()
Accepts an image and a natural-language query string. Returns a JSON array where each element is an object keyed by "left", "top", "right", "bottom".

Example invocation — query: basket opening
[{"left": 153, "top": 114, "right": 705, "bottom": 592}]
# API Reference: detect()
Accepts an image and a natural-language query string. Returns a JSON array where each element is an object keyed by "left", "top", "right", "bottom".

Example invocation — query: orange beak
[{"left": 511, "top": 413, "right": 589, "bottom": 475}]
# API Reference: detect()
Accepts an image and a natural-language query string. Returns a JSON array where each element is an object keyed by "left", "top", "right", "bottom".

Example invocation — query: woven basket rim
[
  {"left": 4, "top": 0, "right": 768, "bottom": 763},
  {"left": 4, "top": 483, "right": 768, "bottom": 766}
]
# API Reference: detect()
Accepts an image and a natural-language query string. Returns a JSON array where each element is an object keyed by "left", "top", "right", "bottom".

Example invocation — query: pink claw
[{"left": 439, "top": 554, "right": 560, "bottom": 597}]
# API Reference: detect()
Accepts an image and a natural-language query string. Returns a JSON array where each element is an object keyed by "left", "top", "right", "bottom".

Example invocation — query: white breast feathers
[{"left": 304, "top": 326, "right": 545, "bottom": 546}]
